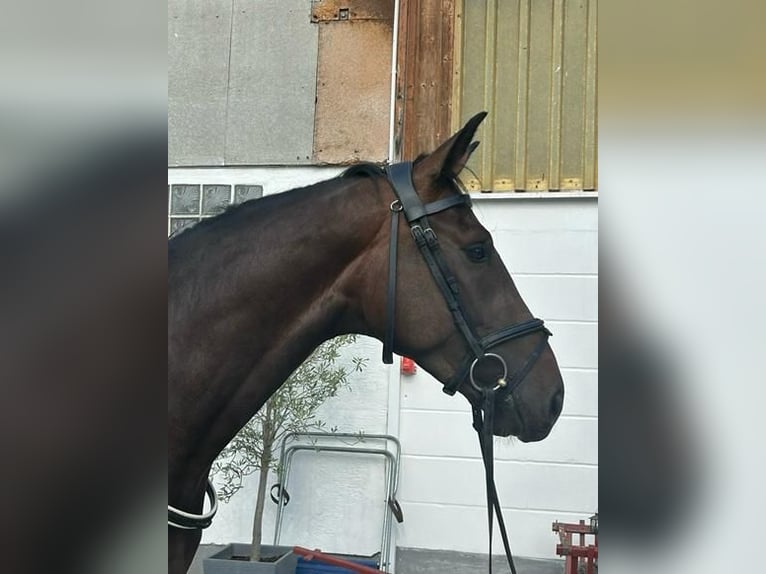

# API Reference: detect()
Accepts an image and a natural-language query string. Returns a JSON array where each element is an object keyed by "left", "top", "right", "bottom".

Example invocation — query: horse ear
[
  {"left": 414, "top": 112, "right": 487, "bottom": 187},
  {"left": 467, "top": 140, "right": 481, "bottom": 160}
]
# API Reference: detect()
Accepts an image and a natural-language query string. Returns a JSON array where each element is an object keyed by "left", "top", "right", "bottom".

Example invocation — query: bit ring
[{"left": 469, "top": 353, "right": 508, "bottom": 392}]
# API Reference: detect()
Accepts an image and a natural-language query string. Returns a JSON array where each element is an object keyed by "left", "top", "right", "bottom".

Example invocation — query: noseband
[
  {"left": 382, "top": 161, "right": 550, "bottom": 395},
  {"left": 383, "top": 161, "right": 552, "bottom": 574}
]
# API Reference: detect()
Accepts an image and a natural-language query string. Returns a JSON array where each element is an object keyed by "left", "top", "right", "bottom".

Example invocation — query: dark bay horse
[{"left": 168, "top": 113, "right": 564, "bottom": 573}]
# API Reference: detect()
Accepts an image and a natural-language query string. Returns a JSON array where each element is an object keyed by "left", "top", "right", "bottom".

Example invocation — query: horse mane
[
  {"left": 169, "top": 156, "right": 463, "bottom": 243},
  {"left": 171, "top": 180, "right": 324, "bottom": 242},
  {"left": 169, "top": 162, "right": 391, "bottom": 243},
  {"left": 341, "top": 156, "right": 433, "bottom": 180},
  {"left": 340, "top": 162, "right": 385, "bottom": 179},
  {"left": 342, "top": 157, "right": 469, "bottom": 196}
]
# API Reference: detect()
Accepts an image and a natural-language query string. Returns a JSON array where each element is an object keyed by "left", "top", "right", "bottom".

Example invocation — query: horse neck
[{"left": 168, "top": 176, "right": 387, "bottom": 501}]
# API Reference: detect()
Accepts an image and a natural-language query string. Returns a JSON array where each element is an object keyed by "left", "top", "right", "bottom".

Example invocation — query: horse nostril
[{"left": 550, "top": 389, "right": 564, "bottom": 418}]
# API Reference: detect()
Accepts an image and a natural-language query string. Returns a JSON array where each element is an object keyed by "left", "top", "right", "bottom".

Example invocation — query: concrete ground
[
  {"left": 395, "top": 548, "right": 563, "bottom": 574},
  {"left": 189, "top": 544, "right": 563, "bottom": 574}
]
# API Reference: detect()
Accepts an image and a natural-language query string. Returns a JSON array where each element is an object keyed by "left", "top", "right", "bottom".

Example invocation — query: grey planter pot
[{"left": 203, "top": 544, "right": 297, "bottom": 574}]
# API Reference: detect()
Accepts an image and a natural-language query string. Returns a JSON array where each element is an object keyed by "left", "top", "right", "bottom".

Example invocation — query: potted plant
[{"left": 203, "top": 335, "right": 366, "bottom": 573}]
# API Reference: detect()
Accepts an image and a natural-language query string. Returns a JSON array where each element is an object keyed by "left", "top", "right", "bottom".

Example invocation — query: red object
[
  {"left": 292, "top": 546, "right": 383, "bottom": 573},
  {"left": 552, "top": 518, "right": 598, "bottom": 574},
  {"left": 400, "top": 357, "right": 417, "bottom": 375}
]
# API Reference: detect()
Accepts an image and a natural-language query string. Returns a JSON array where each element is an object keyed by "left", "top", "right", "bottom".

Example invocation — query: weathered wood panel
[{"left": 395, "top": 0, "right": 455, "bottom": 160}]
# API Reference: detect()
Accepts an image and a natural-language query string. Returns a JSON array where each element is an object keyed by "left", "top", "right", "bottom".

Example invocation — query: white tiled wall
[{"left": 396, "top": 197, "right": 598, "bottom": 560}]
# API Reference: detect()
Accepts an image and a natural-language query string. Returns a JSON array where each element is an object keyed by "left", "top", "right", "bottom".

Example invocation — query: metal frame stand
[{"left": 272, "top": 432, "right": 402, "bottom": 572}]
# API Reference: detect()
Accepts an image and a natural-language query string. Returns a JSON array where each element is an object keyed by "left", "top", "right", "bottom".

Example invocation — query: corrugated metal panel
[{"left": 453, "top": 0, "right": 597, "bottom": 192}]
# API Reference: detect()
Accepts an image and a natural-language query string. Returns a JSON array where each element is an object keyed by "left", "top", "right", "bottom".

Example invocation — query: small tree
[{"left": 211, "top": 335, "right": 366, "bottom": 561}]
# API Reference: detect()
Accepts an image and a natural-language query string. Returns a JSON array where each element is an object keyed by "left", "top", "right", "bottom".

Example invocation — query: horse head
[{"left": 366, "top": 113, "right": 564, "bottom": 441}]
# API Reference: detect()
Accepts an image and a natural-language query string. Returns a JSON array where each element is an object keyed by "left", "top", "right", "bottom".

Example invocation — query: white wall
[
  {"left": 395, "top": 196, "right": 598, "bottom": 560},
  {"left": 169, "top": 167, "right": 598, "bottom": 563}
]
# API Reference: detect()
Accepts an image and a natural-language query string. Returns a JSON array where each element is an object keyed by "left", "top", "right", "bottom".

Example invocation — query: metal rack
[
  {"left": 272, "top": 432, "right": 402, "bottom": 571},
  {"left": 552, "top": 514, "right": 598, "bottom": 574}
]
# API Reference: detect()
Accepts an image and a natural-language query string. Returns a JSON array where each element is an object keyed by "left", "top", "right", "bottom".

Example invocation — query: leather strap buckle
[{"left": 411, "top": 225, "right": 426, "bottom": 246}]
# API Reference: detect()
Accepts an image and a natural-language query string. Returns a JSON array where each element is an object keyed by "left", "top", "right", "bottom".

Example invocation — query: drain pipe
[{"left": 387, "top": 0, "right": 401, "bottom": 162}]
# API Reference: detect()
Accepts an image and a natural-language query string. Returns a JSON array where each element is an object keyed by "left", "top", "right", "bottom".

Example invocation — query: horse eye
[{"left": 465, "top": 244, "right": 488, "bottom": 262}]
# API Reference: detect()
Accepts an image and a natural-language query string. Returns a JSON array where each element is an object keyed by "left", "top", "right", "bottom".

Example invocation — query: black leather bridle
[
  {"left": 381, "top": 161, "right": 551, "bottom": 391},
  {"left": 383, "top": 161, "right": 552, "bottom": 574}
]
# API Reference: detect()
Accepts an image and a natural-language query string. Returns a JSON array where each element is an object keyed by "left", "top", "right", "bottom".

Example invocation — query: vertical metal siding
[{"left": 453, "top": 0, "right": 597, "bottom": 192}]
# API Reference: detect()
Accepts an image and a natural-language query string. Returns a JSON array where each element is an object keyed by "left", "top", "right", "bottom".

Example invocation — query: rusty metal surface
[
  {"left": 312, "top": 0, "right": 394, "bottom": 22},
  {"left": 313, "top": 18, "right": 393, "bottom": 164},
  {"left": 453, "top": 0, "right": 598, "bottom": 192}
]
